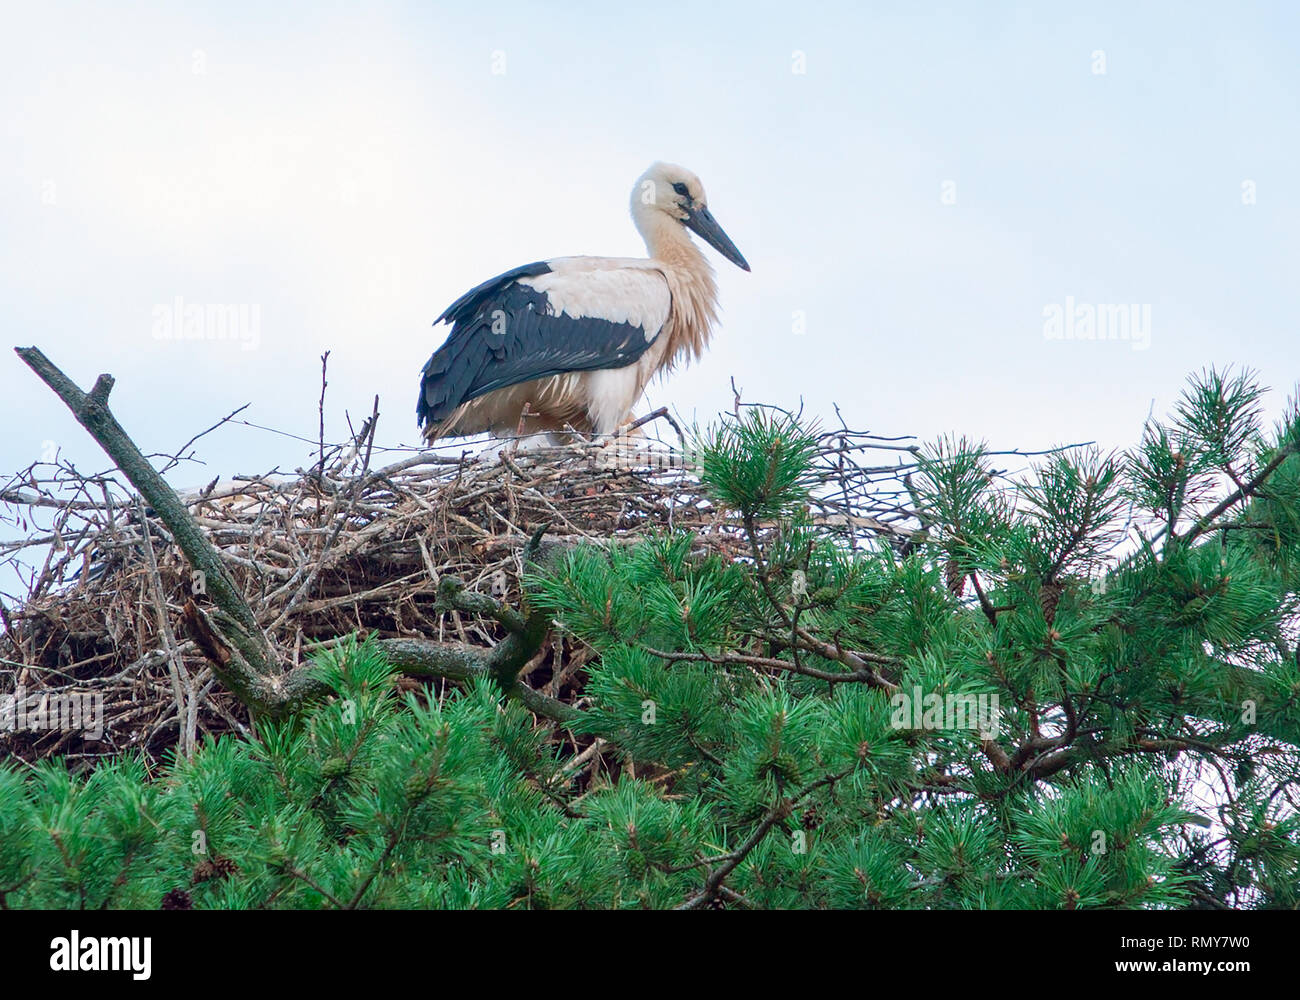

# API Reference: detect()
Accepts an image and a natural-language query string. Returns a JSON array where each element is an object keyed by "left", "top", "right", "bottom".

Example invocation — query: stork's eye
[{"left": 671, "top": 182, "right": 689, "bottom": 197}]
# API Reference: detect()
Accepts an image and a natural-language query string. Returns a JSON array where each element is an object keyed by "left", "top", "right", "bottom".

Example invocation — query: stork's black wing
[{"left": 416, "top": 261, "right": 670, "bottom": 430}]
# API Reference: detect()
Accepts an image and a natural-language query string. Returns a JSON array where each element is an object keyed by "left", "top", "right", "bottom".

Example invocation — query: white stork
[{"left": 416, "top": 162, "right": 749, "bottom": 442}]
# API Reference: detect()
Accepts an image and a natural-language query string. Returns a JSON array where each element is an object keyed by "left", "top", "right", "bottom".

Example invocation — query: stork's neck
[
  {"left": 633, "top": 210, "right": 720, "bottom": 367},
  {"left": 635, "top": 210, "right": 699, "bottom": 267}
]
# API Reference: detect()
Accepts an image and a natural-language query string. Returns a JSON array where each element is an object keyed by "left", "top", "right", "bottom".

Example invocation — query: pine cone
[
  {"left": 945, "top": 559, "right": 966, "bottom": 597},
  {"left": 161, "top": 889, "right": 193, "bottom": 910},
  {"left": 1040, "top": 581, "right": 1064, "bottom": 625},
  {"left": 193, "top": 856, "right": 238, "bottom": 884}
]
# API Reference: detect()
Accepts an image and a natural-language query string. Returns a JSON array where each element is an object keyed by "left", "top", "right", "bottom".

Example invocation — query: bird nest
[{"left": 0, "top": 417, "right": 922, "bottom": 769}]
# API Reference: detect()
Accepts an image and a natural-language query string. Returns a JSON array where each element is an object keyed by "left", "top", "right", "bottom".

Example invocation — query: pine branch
[
  {"left": 642, "top": 644, "right": 894, "bottom": 689},
  {"left": 676, "top": 766, "right": 854, "bottom": 909},
  {"left": 16, "top": 346, "right": 279, "bottom": 684},
  {"left": 1174, "top": 444, "right": 1296, "bottom": 546}
]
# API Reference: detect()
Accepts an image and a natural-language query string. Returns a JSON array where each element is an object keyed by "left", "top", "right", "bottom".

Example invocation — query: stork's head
[{"left": 631, "top": 162, "right": 750, "bottom": 271}]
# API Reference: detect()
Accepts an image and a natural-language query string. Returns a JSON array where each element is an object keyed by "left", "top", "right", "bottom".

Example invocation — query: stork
[{"left": 416, "top": 162, "right": 749, "bottom": 443}]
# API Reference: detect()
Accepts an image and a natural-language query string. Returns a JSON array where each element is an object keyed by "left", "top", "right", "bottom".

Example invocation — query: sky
[{"left": 1, "top": 1, "right": 1298, "bottom": 530}]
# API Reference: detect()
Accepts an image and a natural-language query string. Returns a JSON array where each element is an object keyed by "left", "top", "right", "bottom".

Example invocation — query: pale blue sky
[{"left": 2, "top": 0, "right": 1297, "bottom": 527}]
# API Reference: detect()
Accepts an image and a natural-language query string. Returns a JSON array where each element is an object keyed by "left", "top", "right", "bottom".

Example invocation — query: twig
[
  {"left": 137, "top": 499, "right": 195, "bottom": 757},
  {"left": 315, "top": 351, "right": 330, "bottom": 481}
]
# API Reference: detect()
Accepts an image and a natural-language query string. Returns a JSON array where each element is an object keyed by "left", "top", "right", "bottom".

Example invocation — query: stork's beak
[{"left": 685, "top": 204, "right": 750, "bottom": 272}]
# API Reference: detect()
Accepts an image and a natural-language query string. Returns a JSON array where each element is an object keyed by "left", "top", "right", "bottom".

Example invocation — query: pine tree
[{"left": 1, "top": 367, "right": 1296, "bottom": 909}]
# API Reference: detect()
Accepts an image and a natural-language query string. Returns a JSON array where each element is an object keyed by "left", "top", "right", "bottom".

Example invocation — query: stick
[{"left": 14, "top": 347, "right": 279, "bottom": 683}]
